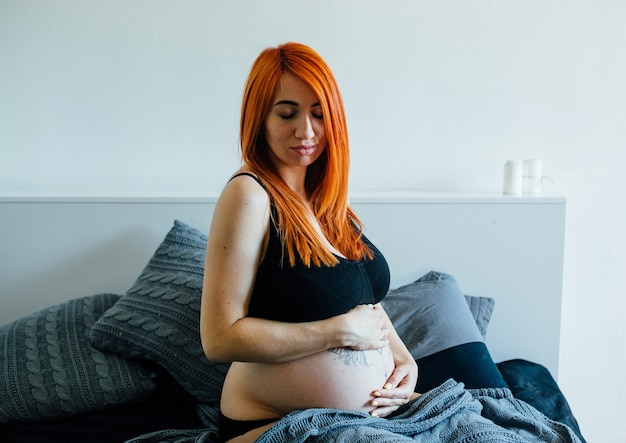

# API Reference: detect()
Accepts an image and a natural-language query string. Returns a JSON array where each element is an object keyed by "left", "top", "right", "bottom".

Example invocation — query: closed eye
[
  {"left": 279, "top": 112, "right": 296, "bottom": 120},
  {"left": 274, "top": 100, "right": 323, "bottom": 120}
]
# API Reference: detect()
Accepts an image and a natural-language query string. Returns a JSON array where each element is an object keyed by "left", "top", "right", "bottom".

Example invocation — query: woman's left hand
[{"left": 369, "top": 361, "right": 419, "bottom": 418}]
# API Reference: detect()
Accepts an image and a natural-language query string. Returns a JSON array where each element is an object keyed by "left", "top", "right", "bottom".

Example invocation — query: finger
[
  {"left": 382, "top": 367, "right": 412, "bottom": 391},
  {"left": 372, "top": 381, "right": 397, "bottom": 397},
  {"left": 370, "top": 395, "right": 413, "bottom": 418},
  {"left": 388, "top": 371, "right": 408, "bottom": 388},
  {"left": 372, "top": 381, "right": 414, "bottom": 402},
  {"left": 369, "top": 403, "right": 403, "bottom": 418},
  {"left": 370, "top": 395, "right": 408, "bottom": 407},
  {"left": 371, "top": 382, "right": 394, "bottom": 399},
  {"left": 370, "top": 407, "right": 398, "bottom": 418}
]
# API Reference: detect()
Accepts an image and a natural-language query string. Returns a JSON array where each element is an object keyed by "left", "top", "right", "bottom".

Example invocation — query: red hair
[{"left": 240, "top": 42, "right": 372, "bottom": 267}]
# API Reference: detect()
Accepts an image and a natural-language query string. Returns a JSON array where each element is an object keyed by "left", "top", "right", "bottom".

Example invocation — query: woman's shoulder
[
  {"left": 218, "top": 170, "right": 270, "bottom": 215},
  {"left": 228, "top": 171, "right": 266, "bottom": 189}
]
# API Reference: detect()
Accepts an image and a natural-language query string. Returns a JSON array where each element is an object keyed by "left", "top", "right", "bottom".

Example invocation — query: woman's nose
[{"left": 295, "top": 115, "right": 315, "bottom": 141}]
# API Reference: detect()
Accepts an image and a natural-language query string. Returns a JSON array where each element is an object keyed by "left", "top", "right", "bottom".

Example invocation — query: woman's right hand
[{"left": 339, "top": 304, "right": 389, "bottom": 350}]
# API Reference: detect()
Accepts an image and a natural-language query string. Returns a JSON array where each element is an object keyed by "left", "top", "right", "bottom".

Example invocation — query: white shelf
[{"left": 349, "top": 191, "right": 565, "bottom": 204}]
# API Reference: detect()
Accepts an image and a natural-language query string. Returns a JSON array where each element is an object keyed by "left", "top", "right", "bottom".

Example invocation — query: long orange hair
[{"left": 240, "top": 42, "right": 372, "bottom": 267}]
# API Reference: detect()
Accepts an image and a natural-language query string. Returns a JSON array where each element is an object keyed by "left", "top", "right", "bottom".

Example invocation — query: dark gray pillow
[
  {"left": 89, "top": 220, "right": 230, "bottom": 404},
  {"left": 464, "top": 294, "right": 495, "bottom": 338},
  {"left": 382, "top": 271, "right": 492, "bottom": 360},
  {"left": 0, "top": 293, "right": 156, "bottom": 425}
]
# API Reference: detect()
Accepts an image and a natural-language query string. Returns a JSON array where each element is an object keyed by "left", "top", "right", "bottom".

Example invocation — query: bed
[{"left": 0, "top": 194, "right": 585, "bottom": 442}]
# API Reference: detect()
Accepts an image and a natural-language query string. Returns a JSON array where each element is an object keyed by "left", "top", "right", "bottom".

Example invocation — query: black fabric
[
  {"left": 229, "top": 172, "right": 267, "bottom": 190},
  {"left": 250, "top": 225, "right": 390, "bottom": 322},
  {"left": 497, "top": 359, "right": 586, "bottom": 443},
  {"left": 415, "top": 341, "right": 508, "bottom": 393},
  {"left": 217, "top": 413, "right": 276, "bottom": 443},
  {"left": 0, "top": 363, "right": 202, "bottom": 443},
  {"left": 230, "top": 171, "right": 391, "bottom": 322},
  {"left": 231, "top": 179, "right": 390, "bottom": 322}
]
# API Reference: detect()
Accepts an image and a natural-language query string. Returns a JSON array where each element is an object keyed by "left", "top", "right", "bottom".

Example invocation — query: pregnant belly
[{"left": 221, "top": 345, "right": 395, "bottom": 420}]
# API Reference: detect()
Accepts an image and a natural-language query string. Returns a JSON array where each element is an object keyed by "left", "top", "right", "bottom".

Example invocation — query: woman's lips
[{"left": 293, "top": 145, "right": 316, "bottom": 156}]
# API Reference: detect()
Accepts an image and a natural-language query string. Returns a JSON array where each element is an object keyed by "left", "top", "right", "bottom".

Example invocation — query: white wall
[{"left": 1, "top": 1, "right": 624, "bottom": 441}]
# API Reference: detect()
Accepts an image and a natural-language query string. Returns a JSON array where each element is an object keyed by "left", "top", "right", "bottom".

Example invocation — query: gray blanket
[
  {"left": 127, "top": 379, "right": 580, "bottom": 443},
  {"left": 254, "top": 379, "right": 581, "bottom": 443}
]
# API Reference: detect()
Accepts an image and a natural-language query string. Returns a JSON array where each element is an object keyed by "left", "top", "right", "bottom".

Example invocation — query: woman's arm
[
  {"left": 200, "top": 175, "right": 388, "bottom": 364},
  {"left": 368, "top": 305, "right": 419, "bottom": 417}
]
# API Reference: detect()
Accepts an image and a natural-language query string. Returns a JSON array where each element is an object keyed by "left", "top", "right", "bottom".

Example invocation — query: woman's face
[{"left": 263, "top": 73, "right": 327, "bottom": 175}]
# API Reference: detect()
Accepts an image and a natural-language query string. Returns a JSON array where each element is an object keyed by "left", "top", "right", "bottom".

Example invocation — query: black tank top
[{"left": 231, "top": 173, "right": 391, "bottom": 323}]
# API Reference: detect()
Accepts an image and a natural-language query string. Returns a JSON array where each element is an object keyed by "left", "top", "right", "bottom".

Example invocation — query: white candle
[{"left": 503, "top": 160, "right": 523, "bottom": 195}]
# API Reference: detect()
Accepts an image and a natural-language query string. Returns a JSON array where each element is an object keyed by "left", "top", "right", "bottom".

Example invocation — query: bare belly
[{"left": 220, "top": 345, "right": 395, "bottom": 420}]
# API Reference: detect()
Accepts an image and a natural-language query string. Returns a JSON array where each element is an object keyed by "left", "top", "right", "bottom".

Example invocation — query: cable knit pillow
[
  {"left": 89, "top": 220, "right": 230, "bottom": 404},
  {"left": 463, "top": 293, "right": 495, "bottom": 339},
  {"left": 0, "top": 293, "right": 156, "bottom": 425},
  {"left": 382, "top": 271, "right": 493, "bottom": 360}
]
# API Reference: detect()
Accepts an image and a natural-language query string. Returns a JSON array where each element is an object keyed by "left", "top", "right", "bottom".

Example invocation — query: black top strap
[{"left": 229, "top": 172, "right": 267, "bottom": 191}]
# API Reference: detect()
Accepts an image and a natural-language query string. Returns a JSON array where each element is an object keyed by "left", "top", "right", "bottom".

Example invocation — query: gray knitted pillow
[
  {"left": 0, "top": 293, "right": 156, "bottom": 425},
  {"left": 89, "top": 220, "right": 230, "bottom": 404},
  {"left": 464, "top": 294, "right": 495, "bottom": 339}
]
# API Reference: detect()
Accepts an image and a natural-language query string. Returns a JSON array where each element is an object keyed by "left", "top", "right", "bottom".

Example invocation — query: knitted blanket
[
  {"left": 254, "top": 379, "right": 581, "bottom": 443},
  {"left": 127, "top": 379, "right": 581, "bottom": 443}
]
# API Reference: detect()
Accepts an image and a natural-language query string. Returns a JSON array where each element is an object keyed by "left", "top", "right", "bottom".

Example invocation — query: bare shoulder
[
  {"left": 209, "top": 172, "right": 270, "bottom": 238},
  {"left": 218, "top": 172, "right": 270, "bottom": 216}
]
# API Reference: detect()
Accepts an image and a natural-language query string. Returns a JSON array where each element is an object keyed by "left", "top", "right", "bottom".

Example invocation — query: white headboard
[{"left": 0, "top": 193, "right": 566, "bottom": 378}]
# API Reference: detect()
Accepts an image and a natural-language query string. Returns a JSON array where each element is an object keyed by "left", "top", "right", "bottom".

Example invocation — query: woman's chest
[{"left": 249, "top": 259, "right": 386, "bottom": 322}]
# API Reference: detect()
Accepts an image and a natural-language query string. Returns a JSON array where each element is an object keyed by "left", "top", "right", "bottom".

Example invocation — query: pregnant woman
[{"left": 200, "top": 42, "right": 418, "bottom": 443}]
